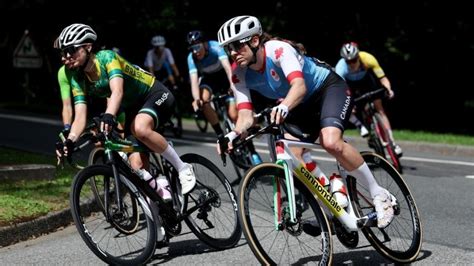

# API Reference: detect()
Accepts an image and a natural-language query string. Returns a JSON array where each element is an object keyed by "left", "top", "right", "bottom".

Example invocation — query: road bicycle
[
  {"left": 354, "top": 88, "right": 403, "bottom": 173},
  {"left": 234, "top": 108, "right": 422, "bottom": 265},
  {"left": 67, "top": 118, "right": 241, "bottom": 265}
]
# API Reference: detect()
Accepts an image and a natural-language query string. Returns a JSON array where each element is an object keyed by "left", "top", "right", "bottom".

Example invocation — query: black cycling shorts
[{"left": 199, "top": 68, "right": 231, "bottom": 95}]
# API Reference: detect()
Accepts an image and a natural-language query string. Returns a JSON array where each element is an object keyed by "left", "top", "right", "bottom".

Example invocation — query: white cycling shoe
[
  {"left": 373, "top": 190, "right": 396, "bottom": 229},
  {"left": 179, "top": 163, "right": 196, "bottom": 194},
  {"left": 360, "top": 126, "right": 369, "bottom": 138}
]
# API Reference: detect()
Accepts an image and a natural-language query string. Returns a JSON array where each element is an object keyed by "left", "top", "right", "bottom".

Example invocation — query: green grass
[{"left": 0, "top": 147, "right": 77, "bottom": 226}]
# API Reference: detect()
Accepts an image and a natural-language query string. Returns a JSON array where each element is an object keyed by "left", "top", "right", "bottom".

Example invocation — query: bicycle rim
[
  {"left": 70, "top": 165, "right": 158, "bottom": 265},
  {"left": 181, "top": 153, "right": 242, "bottom": 249},
  {"left": 239, "top": 163, "right": 333, "bottom": 265},
  {"left": 349, "top": 152, "right": 422, "bottom": 263}
]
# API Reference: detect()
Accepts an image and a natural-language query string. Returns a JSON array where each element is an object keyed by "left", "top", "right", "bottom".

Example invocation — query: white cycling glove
[
  {"left": 272, "top": 104, "right": 289, "bottom": 123},
  {"left": 225, "top": 131, "right": 239, "bottom": 143}
]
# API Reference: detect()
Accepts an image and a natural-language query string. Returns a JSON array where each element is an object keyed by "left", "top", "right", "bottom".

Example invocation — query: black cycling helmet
[{"left": 187, "top": 30, "right": 205, "bottom": 46}]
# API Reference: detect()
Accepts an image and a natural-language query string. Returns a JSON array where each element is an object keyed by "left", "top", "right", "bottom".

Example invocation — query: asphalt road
[{"left": 0, "top": 110, "right": 473, "bottom": 264}]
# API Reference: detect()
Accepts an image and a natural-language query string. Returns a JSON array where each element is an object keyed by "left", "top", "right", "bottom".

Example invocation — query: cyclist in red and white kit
[{"left": 217, "top": 15, "right": 396, "bottom": 228}]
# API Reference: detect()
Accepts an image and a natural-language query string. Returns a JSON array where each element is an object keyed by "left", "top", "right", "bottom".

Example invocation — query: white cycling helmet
[
  {"left": 340, "top": 42, "right": 360, "bottom": 60},
  {"left": 58, "top": 23, "right": 97, "bottom": 49},
  {"left": 151, "top": 35, "right": 166, "bottom": 47},
  {"left": 217, "top": 15, "right": 262, "bottom": 46}
]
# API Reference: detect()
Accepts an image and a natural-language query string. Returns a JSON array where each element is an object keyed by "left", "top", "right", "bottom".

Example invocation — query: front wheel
[
  {"left": 374, "top": 113, "right": 403, "bottom": 173},
  {"left": 70, "top": 165, "right": 159, "bottom": 265},
  {"left": 239, "top": 163, "right": 333, "bottom": 265},
  {"left": 347, "top": 152, "right": 422, "bottom": 263},
  {"left": 181, "top": 153, "right": 242, "bottom": 249}
]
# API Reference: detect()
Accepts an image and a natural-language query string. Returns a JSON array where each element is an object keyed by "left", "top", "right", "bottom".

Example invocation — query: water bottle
[
  {"left": 329, "top": 173, "right": 348, "bottom": 208},
  {"left": 302, "top": 151, "right": 330, "bottom": 190}
]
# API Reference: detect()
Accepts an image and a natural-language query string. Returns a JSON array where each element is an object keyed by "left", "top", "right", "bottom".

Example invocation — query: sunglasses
[
  {"left": 224, "top": 41, "right": 246, "bottom": 54},
  {"left": 189, "top": 43, "right": 203, "bottom": 52},
  {"left": 60, "top": 45, "right": 84, "bottom": 57}
]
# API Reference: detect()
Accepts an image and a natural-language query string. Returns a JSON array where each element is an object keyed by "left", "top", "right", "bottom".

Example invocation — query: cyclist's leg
[
  {"left": 199, "top": 85, "right": 223, "bottom": 136},
  {"left": 318, "top": 73, "right": 394, "bottom": 228},
  {"left": 131, "top": 82, "right": 196, "bottom": 194}
]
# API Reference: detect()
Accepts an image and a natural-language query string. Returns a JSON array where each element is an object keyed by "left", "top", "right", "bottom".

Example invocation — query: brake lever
[{"left": 218, "top": 136, "right": 229, "bottom": 167}]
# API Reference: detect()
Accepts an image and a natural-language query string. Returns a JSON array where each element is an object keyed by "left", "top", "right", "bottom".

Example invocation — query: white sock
[
  {"left": 348, "top": 163, "right": 385, "bottom": 198},
  {"left": 161, "top": 145, "right": 186, "bottom": 171}
]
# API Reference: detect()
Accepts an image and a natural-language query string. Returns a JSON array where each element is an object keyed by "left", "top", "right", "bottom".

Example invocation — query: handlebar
[{"left": 353, "top": 88, "right": 388, "bottom": 105}]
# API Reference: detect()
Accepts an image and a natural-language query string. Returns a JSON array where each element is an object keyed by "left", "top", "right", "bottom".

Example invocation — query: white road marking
[{"left": 466, "top": 175, "right": 474, "bottom": 179}]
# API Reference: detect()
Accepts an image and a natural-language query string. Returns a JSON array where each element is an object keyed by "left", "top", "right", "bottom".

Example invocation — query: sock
[
  {"left": 348, "top": 163, "right": 385, "bottom": 198},
  {"left": 212, "top": 123, "right": 223, "bottom": 136},
  {"left": 161, "top": 144, "right": 186, "bottom": 172}
]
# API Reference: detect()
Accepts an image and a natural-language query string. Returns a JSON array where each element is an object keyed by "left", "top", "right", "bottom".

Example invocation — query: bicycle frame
[{"left": 273, "top": 138, "right": 372, "bottom": 232}]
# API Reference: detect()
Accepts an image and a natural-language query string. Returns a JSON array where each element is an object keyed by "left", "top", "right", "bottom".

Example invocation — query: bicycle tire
[
  {"left": 70, "top": 165, "right": 159, "bottom": 265},
  {"left": 180, "top": 153, "right": 242, "bottom": 249},
  {"left": 347, "top": 152, "right": 422, "bottom": 263},
  {"left": 87, "top": 147, "right": 105, "bottom": 165},
  {"left": 369, "top": 118, "right": 386, "bottom": 158},
  {"left": 374, "top": 113, "right": 403, "bottom": 173},
  {"left": 239, "top": 163, "right": 333, "bottom": 265}
]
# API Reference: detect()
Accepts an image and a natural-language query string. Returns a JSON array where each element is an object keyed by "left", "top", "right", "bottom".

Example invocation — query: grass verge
[{"left": 0, "top": 147, "right": 77, "bottom": 226}]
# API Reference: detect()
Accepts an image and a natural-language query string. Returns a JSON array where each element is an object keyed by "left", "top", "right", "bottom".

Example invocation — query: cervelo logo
[{"left": 155, "top": 92, "right": 169, "bottom": 106}]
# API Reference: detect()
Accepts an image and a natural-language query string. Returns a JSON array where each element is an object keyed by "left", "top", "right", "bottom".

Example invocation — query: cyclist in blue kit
[
  {"left": 217, "top": 15, "right": 396, "bottom": 228},
  {"left": 187, "top": 30, "right": 261, "bottom": 165}
]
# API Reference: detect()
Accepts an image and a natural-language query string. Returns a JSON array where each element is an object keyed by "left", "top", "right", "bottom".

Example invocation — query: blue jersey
[
  {"left": 232, "top": 40, "right": 330, "bottom": 107},
  {"left": 187, "top": 40, "right": 228, "bottom": 75}
]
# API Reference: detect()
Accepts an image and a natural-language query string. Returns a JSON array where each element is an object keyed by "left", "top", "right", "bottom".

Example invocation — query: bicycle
[
  {"left": 68, "top": 118, "right": 241, "bottom": 265},
  {"left": 233, "top": 108, "right": 422, "bottom": 265},
  {"left": 354, "top": 88, "right": 403, "bottom": 173}
]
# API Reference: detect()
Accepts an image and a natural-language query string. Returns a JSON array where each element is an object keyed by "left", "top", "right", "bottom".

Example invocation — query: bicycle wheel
[
  {"left": 347, "top": 151, "right": 422, "bottom": 263},
  {"left": 70, "top": 165, "right": 159, "bottom": 265},
  {"left": 87, "top": 147, "right": 105, "bottom": 165},
  {"left": 374, "top": 113, "right": 403, "bottom": 173},
  {"left": 239, "top": 163, "right": 333, "bottom": 265},
  {"left": 180, "top": 153, "right": 242, "bottom": 249}
]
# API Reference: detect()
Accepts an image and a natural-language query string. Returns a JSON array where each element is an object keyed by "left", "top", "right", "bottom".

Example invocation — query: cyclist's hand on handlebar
[
  {"left": 100, "top": 113, "right": 116, "bottom": 133},
  {"left": 271, "top": 104, "right": 289, "bottom": 125},
  {"left": 55, "top": 139, "right": 74, "bottom": 166},
  {"left": 386, "top": 89, "right": 395, "bottom": 99},
  {"left": 192, "top": 99, "right": 203, "bottom": 112},
  {"left": 217, "top": 131, "right": 239, "bottom": 154}
]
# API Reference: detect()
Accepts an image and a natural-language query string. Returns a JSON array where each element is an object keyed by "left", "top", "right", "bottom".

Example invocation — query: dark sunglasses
[
  {"left": 60, "top": 45, "right": 83, "bottom": 57},
  {"left": 188, "top": 43, "right": 203, "bottom": 52},
  {"left": 224, "top": 41, "right": 246, "bottom": 54}
]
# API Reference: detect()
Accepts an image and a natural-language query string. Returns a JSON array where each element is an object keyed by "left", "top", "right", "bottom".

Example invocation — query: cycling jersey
[
  {"left": 335, "top": 51, "right": 385, "bottom": 82},
  {"left": 144, "top": 47, "right": 175, "bottom": 75},
  {"left": 187, "top": 40, "right": 228, "bottom": 75},
  {"left": 58, "top": 65, "right": 73, "bottom": 100},
  {"left": 232, "top": 40, "right": 331, "bottom": 107},
  {"left": 71, "top": 50, "right": 155, "bottom": 108}
]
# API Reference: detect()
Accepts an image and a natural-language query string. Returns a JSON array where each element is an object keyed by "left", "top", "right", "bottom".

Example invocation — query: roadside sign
[{"left": 13, "top": 30, "right": 43, "bottom": 69}]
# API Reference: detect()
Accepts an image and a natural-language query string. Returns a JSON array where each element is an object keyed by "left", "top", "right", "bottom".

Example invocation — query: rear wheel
[
  {"left": 181, "top": 153, "right": 242, "bottom": 249},
  {"left": 239, "top": 163, "right": 333, "bottom": 265},
  {"left": 347, "top": 152, "right": 422, "bottom": 263}
]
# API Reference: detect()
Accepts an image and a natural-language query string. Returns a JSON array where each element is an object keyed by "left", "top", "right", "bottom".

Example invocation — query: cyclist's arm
[
  {"left": 220, "top": 57, "right": 233, "bottom": 90},
  {"left": 144, "top": 50, "right": 155, "bottom": 77},
  {"left": 62, "top": 98, "right": 73, "bottom": 126},
  {"left": 106, "top": 77, "right": 124, "bottom": 116},
  {"left": 68, "top": 103, "right": 87, "bottom": 142},
  {"left": 235, "top": 109, "right": 254, "bottom": 134},
  {"left": 380, "top": 76, "right": 393, "bottom": 97},
  {"left": 190, "top": 72, "right": 200, "bottom": 101},
  {"left": 58, "top": 66, "right": 73, "bottom": 127},
  {"left": 280, "top": 77, "right": 306, "bottom": 110}
]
